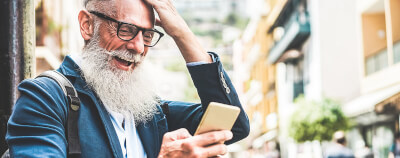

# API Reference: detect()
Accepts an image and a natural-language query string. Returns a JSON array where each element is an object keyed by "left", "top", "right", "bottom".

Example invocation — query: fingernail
[{"left": 226, "top": 131, "right": 233, "bottom": 139}]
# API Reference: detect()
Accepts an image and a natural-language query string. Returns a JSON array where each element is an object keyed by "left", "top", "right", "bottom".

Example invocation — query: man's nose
[{"left": 126, "top": 32, "right": 145, "bottom": 54}]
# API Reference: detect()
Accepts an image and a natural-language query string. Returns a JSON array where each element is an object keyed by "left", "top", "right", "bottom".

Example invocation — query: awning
[
  {"left": 343, "top": 84, "right": 400, "bottom": 118},
  {"left": 375, "top": 92, "right": 400, "bottom": 114}
]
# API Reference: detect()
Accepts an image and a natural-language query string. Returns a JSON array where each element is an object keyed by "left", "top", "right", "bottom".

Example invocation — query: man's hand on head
[
  {"left": 158, "top": 128, "right": 233, "bottom": 158},
  {"left": 142, "top": 0, "right": 189, "bottom": 39},
  {"left": 143, "top": 0, "right": 212, "bottom": 64}
]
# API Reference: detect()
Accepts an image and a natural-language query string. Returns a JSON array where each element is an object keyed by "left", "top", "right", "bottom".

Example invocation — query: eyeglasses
[{"left": 89, "top": 11, "right": 164, "bottom": 47}]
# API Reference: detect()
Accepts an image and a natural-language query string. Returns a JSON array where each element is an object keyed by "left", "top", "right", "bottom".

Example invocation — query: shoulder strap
[{"left": 37, "top": 70, "right": 81, "bottom": 157}]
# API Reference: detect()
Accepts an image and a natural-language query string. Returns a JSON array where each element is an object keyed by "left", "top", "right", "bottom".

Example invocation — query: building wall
[
  {"left": 391, "top": 0, "right": 400, "bottom": 42},
  {"left": 317, "top": 0, "right": 360, "bottom": 102},
  {"left": 239, "top": 0, "right": 283, "bottom": 145},
  {"left": 362, "top": 13, "right": 387, "bottom": 58},
  {"left": 357, "top": 0, "right": 400, "bottom": 94},
  {"left": 245, "top": 17, "right": 278, "bottom": 133},
  {"left": 303, "top": 0, "right": 322, "bottom": 101}
]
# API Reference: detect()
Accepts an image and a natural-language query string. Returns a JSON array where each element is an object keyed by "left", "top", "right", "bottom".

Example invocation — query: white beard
[{"left": 78, "top": 35, "right": 158, "bottom": 124}]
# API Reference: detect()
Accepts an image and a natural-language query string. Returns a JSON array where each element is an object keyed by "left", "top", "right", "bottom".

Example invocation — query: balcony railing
[{"left": 268, "top": 12, "right": 310, "bottom": 63}]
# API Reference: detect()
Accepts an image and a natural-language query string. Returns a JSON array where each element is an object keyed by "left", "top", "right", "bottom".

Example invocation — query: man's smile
[{"left": 112, "top": 55, "right": 136, "bottom": 71}]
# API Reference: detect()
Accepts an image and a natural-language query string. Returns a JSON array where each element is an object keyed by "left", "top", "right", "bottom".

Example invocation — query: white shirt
[{"left": 108, "top": 111, "right": 147, "bottom": 158}]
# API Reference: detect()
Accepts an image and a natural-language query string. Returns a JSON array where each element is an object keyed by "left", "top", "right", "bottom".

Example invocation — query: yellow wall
[
  {"left": 243, "top": 0, "right": 286, "bottom": 134},
  {"left": 362, "top": 13, "right": 387, "bottom": 58},
  {"left": 248, "top": 25, "right": 278, "bottom": 132},
  {"left": 391, "top": 0, "right": 400, "bottom": 42}
]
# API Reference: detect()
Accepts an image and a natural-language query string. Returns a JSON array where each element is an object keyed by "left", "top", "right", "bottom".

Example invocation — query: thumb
[
  {"left": 163, "top": 128, "right": 192, "bottom": 143},
  {"left": 155, "top": 18, "right": 162, "bottom": 27},
  {"left": 174, "top": 128, "right": 192, "bottom": 140},
  {"left": 143, "top": 0, "right": 156, "bottom": 6}
]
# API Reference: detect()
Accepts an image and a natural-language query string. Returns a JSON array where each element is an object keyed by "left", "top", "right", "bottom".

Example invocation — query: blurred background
[{"left": 1, "top": 0, "right": 400, "bottom": 157}]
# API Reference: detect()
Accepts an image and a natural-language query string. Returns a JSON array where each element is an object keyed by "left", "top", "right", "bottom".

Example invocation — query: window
[
  {"left": 394, "top": 41, "right": 400, "bottom": 63},
  {"left": 361, "top": 0, "right": 400, "bottom": 76},
  {"left": 366, "top": 49, "right": 388, "bottom": 75},
  {"left": 390, "top": 0, "right": 399, "bottom": 64}
]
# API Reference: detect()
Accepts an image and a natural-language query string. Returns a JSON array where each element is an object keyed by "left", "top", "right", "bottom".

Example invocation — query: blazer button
[
  {"left": 220, "top": 72, "right": 229, "bottom": 93},
  {"left": 223, "top": 81, "right": 228, "bottom": 88},
  {"left": 226, "top": 87, "right": 231, "bottom": 94}
]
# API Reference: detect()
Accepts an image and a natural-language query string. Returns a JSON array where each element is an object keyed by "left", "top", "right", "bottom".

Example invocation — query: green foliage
[
  {"left": 224, "top": 12, "right": 249, "bottom": 29},
  {"left": 225, "top": 13, "right": 238, "bottom": 25},
  {"left": 289, "top": 96, "right": 350, "bottom": 143},
  {"left": 165, "top": 60, "right": 186, "bottom": 72}
]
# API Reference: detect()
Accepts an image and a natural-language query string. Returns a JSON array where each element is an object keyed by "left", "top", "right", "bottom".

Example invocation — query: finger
[
  {"left": 143, "top": 0, "right": 164, "bottom": 10},
  {"left": 163, "top": 128, "right": 192, "bottom": 142},
  {"left": 192, "top": 130, "right": 233, "bottom": 146},
  {"left": 155, "top": 18, "right": 162, "bottom": 26},
  {"left": 169, "top": 128, "right": 192, "bottom": 140},
  {"left": 143, "top": 0, "right": 156, "bottom": 6},
  {"left": 201, "top": 143, "right": 227, "bottom": 157},
  {"left": 175, "top": 128, "right": 192, "bottom": 140}
]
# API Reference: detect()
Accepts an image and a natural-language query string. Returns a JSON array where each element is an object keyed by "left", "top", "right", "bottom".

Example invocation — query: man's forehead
[{"left": 114, "top": 0, "right": 154, "bottom": 28}]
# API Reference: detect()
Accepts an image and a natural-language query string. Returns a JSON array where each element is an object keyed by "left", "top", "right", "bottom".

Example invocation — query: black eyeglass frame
[{"left": 89, "top": 11, "right": 164, "bottom": 47}]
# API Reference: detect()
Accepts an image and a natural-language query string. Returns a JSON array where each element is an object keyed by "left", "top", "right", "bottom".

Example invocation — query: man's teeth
[
  {"left": 115, "top": 56, "right": 133, "bottom": 66},
  {"left": 117, "top": 56, "right": 134, "bottom": 63}
]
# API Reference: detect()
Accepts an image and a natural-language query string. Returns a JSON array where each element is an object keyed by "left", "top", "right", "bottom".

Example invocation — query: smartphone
[{"left": 194, "top": 102, "right": 241, "bottom": 135}]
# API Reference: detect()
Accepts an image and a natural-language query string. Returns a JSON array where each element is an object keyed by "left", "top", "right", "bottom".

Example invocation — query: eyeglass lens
[{"left": 118, "top": 23, "right": 161, "bottom": 46}]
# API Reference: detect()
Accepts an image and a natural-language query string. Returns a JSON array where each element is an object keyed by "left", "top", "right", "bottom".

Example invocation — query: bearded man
[{"left": 6, "top": 0, "right": 250, "bottom": 157}]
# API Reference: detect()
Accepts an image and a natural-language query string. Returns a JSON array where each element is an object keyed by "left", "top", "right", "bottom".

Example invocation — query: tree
[{"left": 289, "top": 96, "right": 350, "bottom": 143}]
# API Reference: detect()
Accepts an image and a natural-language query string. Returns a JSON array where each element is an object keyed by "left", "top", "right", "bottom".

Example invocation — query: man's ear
[{"left": 78, "top": 10, "right": 94, "bottom": 41}]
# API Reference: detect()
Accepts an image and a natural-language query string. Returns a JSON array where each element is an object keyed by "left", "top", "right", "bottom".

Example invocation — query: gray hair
[
  {"left": 84, "top": 0, "right": 116, "bottom": 15},
  {"left": 83, "top": 0, "right": 110, "bottom": 8}
]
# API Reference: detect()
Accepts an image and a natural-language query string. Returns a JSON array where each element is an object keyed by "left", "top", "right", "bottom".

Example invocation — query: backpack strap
[{"left": 37, "top": 70, "right": 81, "bottom": 157}]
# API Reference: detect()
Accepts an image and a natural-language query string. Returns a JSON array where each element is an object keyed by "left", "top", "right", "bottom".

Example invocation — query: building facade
[
  {"left": 236, "top": 0, "right": 398, "bottom": 157},
  {"left": 344, "top": 0, "right": 400, "bottom": 157},
  {"left": 233, "top": 0, "right": 284, "bottom": 154},
  {"left": 270, "top": 0, "right": 362, "bottom": 157}
]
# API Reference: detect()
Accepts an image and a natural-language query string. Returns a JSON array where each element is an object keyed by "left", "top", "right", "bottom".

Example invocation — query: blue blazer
[{"left": 6, "top": 54, "right": 250, "bottom": 158}]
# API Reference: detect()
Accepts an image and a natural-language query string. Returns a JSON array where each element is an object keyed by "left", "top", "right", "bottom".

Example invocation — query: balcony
[{"left": 268, "top": 12, "right": 310, "bottom": 63}]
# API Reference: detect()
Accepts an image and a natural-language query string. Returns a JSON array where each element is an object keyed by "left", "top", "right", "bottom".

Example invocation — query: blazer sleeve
[
  {"left": 6, "top": 77, "right": 68, "bottom": 158},
  {"left": 166, "top": 52, "right": 250, "bottom": 144}
]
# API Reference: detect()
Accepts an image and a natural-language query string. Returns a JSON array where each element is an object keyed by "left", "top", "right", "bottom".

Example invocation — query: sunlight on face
[{"left": 79, "top": 23, "right": 158, "bottom": 123}]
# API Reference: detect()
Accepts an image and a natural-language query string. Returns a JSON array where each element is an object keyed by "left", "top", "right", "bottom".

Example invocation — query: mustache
[
  {"left": 104, "top": 50, "right": 143, "bottom": 64},
  {"left": 84, "top": 32, "right": 144, "bottom": 65}
]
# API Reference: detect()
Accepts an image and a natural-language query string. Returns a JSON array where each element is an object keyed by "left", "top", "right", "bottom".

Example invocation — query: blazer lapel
[
  {"left": 137, "top": 119, "right": 159, "bottom": 158},
  {"left": 76, "top": 85, "right": 124, "bottom": 158}
]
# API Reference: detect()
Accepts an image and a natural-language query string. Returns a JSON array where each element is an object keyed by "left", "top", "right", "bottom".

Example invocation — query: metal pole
[{"left": 0, "top": 0, "right": 35, "bottom": 153}]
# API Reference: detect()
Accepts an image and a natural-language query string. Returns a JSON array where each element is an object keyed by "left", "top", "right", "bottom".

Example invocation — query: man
[
  {"left": 6, "top": 0, "right": 250, "bottom": 157},
  {"left": 325, "top": 131, "right": 355, "bottom": 158},
  {"left": 389, "top": 132, "right": 400, "bottom": 158}
]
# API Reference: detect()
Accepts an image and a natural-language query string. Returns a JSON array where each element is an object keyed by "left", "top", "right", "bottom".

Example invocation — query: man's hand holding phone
[
  {"left": 158, "top": 102, "right": 240, "bottom": 158},
  {"left": 157, "top": 128, "right": 232, "bottom": 158}
]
